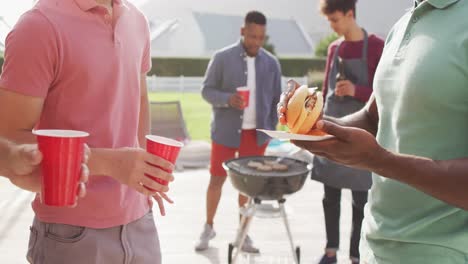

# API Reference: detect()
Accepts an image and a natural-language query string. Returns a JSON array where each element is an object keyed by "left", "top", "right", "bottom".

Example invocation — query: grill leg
[
  {"left": 232, "top": 198, "right": 257, "bottom": 264},
  {"left": 279, "top": 200, "right": 300, "bottom": 264}
]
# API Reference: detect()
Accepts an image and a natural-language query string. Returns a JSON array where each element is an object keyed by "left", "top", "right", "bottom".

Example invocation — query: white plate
[{"left": 257, "top": 129, "right": 334, "bottom": 141}]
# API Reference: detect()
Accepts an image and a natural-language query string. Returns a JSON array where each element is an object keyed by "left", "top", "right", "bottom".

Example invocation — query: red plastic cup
[
  {"left": 146, "top": 135, "right": 184, "bottom": 186},
  {"left": 33, "top": 129, "right": 89, "bottom": 207},
  {"left": 236, "top": 86, "right": 250, "bottom": 108}
]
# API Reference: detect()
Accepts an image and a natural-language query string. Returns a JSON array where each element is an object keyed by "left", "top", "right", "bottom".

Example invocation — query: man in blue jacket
[{"left": 196, "top": 11, "right": 282, "bottom": 253}]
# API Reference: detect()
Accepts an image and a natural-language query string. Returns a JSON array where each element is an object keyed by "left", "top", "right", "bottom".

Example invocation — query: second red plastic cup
[
  {"left": 146, "top": 135, "right": 184, "bottom": 186},
  {"left": 236, "top": 86, "right": 250, "bottom": 108},
  {"left": 33, "top": 129, "right": 89, "bottom": 207}
]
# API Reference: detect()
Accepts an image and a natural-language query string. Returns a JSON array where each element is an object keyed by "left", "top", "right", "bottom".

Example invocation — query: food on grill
[
  {"left": 247, "top": 161, "right": 263, "bottom": 168},
  {"left": 271, "top": 163, "right": 288, "bottom": 171},
  {"left": 263, "top": 160, "right": 289, "bottom": 171},
  {"left": 286, "top": 85, "right": 323, "bottom": 134},
  {"left": 246, "top": 160, "right": 290, "bottom": 172},
  {"left": 256, "top": 164, "right": 273, "bottom": 171}
]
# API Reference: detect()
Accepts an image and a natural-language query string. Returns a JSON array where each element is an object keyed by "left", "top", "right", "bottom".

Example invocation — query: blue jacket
[{"left": 202, "top": 40, "right": 282, "bottom": 148}]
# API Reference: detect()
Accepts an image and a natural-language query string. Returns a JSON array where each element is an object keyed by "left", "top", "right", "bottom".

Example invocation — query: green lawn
[{"left": 149, "top": 92, "right": 211, "bottom": 141}]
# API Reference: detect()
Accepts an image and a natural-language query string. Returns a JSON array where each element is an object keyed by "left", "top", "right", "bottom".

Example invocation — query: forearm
[
  {"left": 201, "top": 86, "right": 231, "bottom": 107},
  {"left": 87, "top": 148, "right": 114, "bottom": 176},
  {"left": 324, "top": 94, "right": 378, "bottom": 136},
  {"left": 371, "top": 150, "right": 468, "bottom": 210},
  {"left": 138, "top": 94, "right": 150, "bottom": 147},
  {"left": 324, "top": 109, "right": 377, "bottom": 136},
  {"left": 0, "top": 129, "right": 36, "bottom": 144}
]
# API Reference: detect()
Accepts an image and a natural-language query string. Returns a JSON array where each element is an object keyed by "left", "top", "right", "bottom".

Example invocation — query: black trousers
[{"left": 322, "top": 184, "right": 368, "bottom": 259}]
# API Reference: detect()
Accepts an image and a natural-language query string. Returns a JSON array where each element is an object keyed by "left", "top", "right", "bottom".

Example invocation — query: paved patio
[{"left": 0, "top": 166, "right": 356, "bottom": 263}]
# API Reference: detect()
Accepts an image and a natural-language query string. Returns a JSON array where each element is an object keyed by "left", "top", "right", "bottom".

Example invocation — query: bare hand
[
  {"left": 277, "top": 79, "right": 301, "bottom": 125},
  {"left": 109, "top": 147, "right": 175, "bottom": 196},
  {"left": 7, "top": 144, "right": 90, "bottom": 207},
  {"left": 291, "top": 120, "right": 386, "bottom": 171},
  {"left": 76, "top": 144, "right": 90, "bottom": 204},
  {"left": 229, "top": 94, "right": 246, "bottom": 110},
  {"left": 152, "top": 192, "right": 174, "bottom": 216},
  {"left": 7, "top": 144, "right": 42, "bottom": 178},
  {"left": 335, "top": 80, "right": 356, "bottom": 97}
]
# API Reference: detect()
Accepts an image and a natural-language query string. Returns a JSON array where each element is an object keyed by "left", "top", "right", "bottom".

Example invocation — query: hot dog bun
[{"left": 286, "top": 85, "right": 323, "bottom": 134}]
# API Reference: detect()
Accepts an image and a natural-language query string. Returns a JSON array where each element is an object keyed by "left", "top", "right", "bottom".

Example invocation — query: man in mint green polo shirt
[{"left": 278, "top": 0, "right": 468, "bottom": 263}]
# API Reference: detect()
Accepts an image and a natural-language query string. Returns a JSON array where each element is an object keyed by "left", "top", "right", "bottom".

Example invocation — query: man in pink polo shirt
[{"left": 0, "top": 0, "right": 173, "bottom": 263}]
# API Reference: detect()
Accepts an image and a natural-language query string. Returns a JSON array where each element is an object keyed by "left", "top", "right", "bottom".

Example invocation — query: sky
[{"left": 0, "top": 1, "right": 37, "bottom": 26}]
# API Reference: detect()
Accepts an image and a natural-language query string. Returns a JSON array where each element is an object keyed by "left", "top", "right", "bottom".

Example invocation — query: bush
[
  {"left": 147, "top": 57, "right": 325, "bottom": 77},
  {"left": 278, "top": 58, "right": 325, "bottom": 76},
  {"left": 150, "top": 58, "right": 208, "bottom": 76},
  {"left": 315, "top": 32, "right": 339, "bottom": 58},
  {"left": 307, "top": 71, "right": 325, "bottom": 89},
  {"left": 0, "top": 57, "right": 326, "bottom": 77}
]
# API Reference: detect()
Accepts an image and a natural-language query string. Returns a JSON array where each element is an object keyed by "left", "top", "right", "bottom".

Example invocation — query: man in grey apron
[
  {"left": 313, "top": 31, "right": 371, "bottom": 264},
  {"left": 313, "top": 1, "right": 385, "bottom": 263}
]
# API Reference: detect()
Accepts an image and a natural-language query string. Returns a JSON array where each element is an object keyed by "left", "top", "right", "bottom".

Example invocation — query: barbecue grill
[{"left": 223, "top": 155, "right": 311, "bottom": 264}]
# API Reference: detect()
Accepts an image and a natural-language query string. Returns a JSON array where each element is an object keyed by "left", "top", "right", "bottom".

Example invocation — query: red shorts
[{"left": 210, "top": 130, "right": 269, "bottom": 177}]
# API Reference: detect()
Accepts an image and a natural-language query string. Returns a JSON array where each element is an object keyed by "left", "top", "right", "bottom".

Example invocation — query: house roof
[
  {"left": 140, "top": 0, "right": 327, "bottom": 58},
  {"left": 145, "top": 9, "right": 315, "bottom": 58},
  {"left": 193, "top": 12, "right": 314, "bottom": 57},
  {"left": 139, "top": 0, "right": 410, "bottom": 58}
]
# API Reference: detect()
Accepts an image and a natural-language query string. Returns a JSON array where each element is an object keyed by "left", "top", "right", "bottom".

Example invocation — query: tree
[{"left": 315, "top": 33, "right": 339, "bottom": 58}]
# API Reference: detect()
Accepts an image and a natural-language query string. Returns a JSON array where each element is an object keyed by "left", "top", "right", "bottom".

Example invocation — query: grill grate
[{"left": 224, "top": 156, "right": 310, "bottom": 178}]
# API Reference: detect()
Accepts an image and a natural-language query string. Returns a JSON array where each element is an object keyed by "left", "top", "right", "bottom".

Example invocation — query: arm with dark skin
[{"left": 278, "top": 80, "right": 468, "bottom": 210}]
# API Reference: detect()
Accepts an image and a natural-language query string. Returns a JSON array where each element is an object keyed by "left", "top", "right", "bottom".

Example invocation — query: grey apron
[{"left": 311, "top": 30, "right": 372, "bottom": 191}]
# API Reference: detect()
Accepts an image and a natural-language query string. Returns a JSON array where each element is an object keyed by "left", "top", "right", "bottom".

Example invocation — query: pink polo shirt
[{"left": 0, "top": 0, "right": 152, "bottom": 228}]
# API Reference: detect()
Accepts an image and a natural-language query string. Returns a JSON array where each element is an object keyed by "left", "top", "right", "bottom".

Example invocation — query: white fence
[{"left": 146, "top": 75, "right": 308, "bottom": 93}]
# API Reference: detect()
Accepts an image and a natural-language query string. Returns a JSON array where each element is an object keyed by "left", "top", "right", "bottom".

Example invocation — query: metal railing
[{"left": 146, "top": 75, "right": 309, "bottom": 93}]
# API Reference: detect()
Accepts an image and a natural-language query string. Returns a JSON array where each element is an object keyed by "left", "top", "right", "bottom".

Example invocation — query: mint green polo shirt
[{"left": 360, "top": 0, "right": 468, "bottom": 263}]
